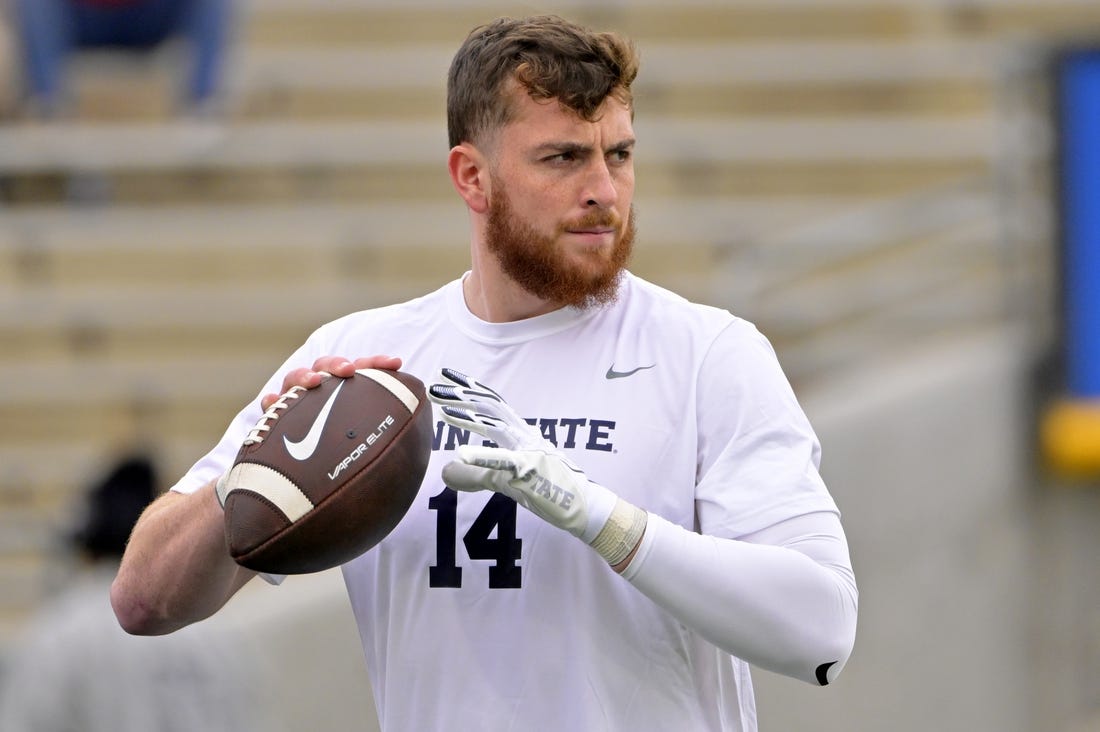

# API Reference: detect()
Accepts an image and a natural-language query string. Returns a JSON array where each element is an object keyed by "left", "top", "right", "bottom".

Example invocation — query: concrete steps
[
  {"left": 0, "top": 114, "right": 996, "bottom": 209},
  {"left": 0, "top": 0, "right": 1072, "bottom": 649}
]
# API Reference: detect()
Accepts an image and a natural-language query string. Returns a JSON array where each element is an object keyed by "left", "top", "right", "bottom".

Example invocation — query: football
[{"left": 217, "top": 368, "right": 433, "bottom": 574}]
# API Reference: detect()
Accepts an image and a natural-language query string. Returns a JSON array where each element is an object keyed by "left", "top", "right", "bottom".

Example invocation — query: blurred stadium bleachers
[{"left": 1, "top": 1, "right": 1099, "bottom": 730}]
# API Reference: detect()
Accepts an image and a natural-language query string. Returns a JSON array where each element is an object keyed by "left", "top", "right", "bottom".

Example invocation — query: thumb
[
  {"left": 455, "top": 445, "right": 523, "bottom": 474},
  {"left": 442, "top": 460, "right": 508, "bottom": 494}
]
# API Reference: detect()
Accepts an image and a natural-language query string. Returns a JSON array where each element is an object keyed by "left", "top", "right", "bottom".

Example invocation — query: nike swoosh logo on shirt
[
  {"left": 283, "top": 380, "right": 345, "bottom": 461},
  {"left": 605, "top": 364, "right": 656, "bottom": 380}
]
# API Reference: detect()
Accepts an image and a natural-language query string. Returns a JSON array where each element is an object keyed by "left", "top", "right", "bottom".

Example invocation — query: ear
[{"left": 448, "top": 143, "right": 490, "bottom": 215}]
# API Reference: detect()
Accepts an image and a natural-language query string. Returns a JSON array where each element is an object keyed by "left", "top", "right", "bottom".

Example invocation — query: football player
[{"left": 112, "top": 15, "right": 858, "bottom": 731}]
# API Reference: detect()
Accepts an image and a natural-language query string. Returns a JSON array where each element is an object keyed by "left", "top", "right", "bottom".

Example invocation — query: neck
[{"left": 462, "top": 266, "right": 562, "bottom": 323}]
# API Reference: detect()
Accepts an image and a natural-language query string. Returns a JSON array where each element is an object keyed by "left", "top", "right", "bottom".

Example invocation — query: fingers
[
  {"left": 352, "top": 354, "right": 403, "bottom": 372},
  {"left": 438, "top": 368, "right": 504, "bottom": 402},
  {"left": 456, "top": 445, "right": 520, "bottom": 472},
  {"left": 260, "top": 367, "right": 324, "bottom": 411},
  {"left": 429, "top": 368, "right": 553, "bottom": 452},
  {"left": 438, "top": 405, "right": 507, "bottom": 434},
  {"left": 430, "top": 368, "right": 506, "bottom": 408},
  {"left": 314, "top": 354, "right": 402, "bottom": 378},
  {"left": 441, "top": 448, "right": 520, "bottom": 495},
  {"left": 428, "top": 368, "right": 516, "bottom": 423},
  {"left": 260, "top": 355, "right": 402, "bottom": 411},
  {"left": 441, "top": 461, "right": 500, "bottom": 493}
]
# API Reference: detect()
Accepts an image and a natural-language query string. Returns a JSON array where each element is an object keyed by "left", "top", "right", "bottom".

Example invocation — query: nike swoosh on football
[
  {"left": 605, "top": 364, "right": 656, "bottom": 379},
  {"left": 284, "top": 380, "right": 345, "bottom": 461}
]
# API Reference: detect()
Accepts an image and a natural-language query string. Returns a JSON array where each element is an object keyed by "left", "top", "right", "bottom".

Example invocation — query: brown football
[{"left": 218, "top": 368, "right": 433, "bottom": 574}]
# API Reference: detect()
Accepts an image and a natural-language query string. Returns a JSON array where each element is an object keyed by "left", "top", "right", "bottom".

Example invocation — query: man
[
  {"left": 0, "top": 454, "right": 265, "bottom": 731},
  {"left": 10, "top": 0, "right": 233, "bottom": 117},
  {"left": 111, "top": 15, "right": 858, "bottom": 731}
]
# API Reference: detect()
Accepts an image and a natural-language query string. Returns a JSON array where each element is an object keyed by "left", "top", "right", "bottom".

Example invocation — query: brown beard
[{"left": 485, "top": 186, "right": 635, "bottom": 309}]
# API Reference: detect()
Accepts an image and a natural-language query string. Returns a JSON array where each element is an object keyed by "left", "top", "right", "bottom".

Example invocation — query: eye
[
  {"left": 609, "top": 148, "right": 632, "bottom": 164},
  {"left": 545, "top": 151, "right": 576, "bottom": 164}
]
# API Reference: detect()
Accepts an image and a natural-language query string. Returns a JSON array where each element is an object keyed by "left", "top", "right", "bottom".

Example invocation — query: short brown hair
[{"left": 446, "top": 15, "right": 639, "bottom": 148}]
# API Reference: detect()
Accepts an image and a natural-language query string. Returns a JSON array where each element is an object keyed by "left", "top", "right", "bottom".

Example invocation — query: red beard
[{"left": 485, "top": 187, "right": 635, "bottom": 310}]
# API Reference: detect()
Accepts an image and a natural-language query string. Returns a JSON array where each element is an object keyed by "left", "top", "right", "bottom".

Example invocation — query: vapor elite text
[{"left": 329, "top": 415, "right": 396, "bottom": 480}]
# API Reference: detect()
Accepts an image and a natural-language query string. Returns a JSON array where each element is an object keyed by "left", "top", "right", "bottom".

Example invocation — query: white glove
[
  {"left": 426, "top": 368, "right": 547, "bottom": 451},
  {"left": 428, "top": 369, "right": 647, "bottom": 566}
]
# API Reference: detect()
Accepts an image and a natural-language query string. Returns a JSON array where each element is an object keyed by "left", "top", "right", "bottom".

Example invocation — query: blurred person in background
[
  {"left": 7, "top": 0, "right": 235, "bottom": 118},
  {"left": 0, "top": 453, "right": 263, "bottom": 732},
  {"left": 0, "top": 12, "right": 17, "bottom": 117}
]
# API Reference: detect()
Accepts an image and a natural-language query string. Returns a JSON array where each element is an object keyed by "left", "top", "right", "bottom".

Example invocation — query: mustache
[{"left": 560, "top": 210, "right": 622, "bottom": 232}]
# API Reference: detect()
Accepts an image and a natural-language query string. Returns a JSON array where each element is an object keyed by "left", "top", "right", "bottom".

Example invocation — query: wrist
[
  {"left": 610, "top": 534, "right": 644, "bottom": 574},
  {"left": 589, "top": 499, "right": 648, "bottom": 567}
]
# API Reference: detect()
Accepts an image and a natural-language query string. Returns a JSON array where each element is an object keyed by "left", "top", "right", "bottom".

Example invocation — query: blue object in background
[
  {"left": 1060, "top": 49, "right": 1100, "bottom": 399},
  {"left": 12, "top": 0, "right": 234, "bottom": 112}
]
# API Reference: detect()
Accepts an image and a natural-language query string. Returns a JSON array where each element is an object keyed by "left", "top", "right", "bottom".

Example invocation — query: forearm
[
  {"left": 620, "top": 511, "right": 858, "bottom": 686},
  {"left": 110, "top": 480, "right": 255, "bottom": 635},
  {"left": 426, "top": 367, "right": 857, "bottom": 682}
]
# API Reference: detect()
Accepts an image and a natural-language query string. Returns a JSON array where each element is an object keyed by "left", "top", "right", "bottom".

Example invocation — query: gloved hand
[
  {"left": 427, "top": 368, "right": 548, "bottom": 452},
  {"left": 428, "top": 369, "right": 647, "bottom": 566}
]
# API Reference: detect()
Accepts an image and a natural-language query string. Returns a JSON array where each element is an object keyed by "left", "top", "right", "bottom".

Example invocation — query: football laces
[{"left": 243, "top": 386, "right": 306, "bottom": 445}]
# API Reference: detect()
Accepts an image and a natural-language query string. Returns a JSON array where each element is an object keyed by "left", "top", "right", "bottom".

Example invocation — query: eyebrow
[{"left": 534, "top": 138, "right": 636, "bottom": 156}]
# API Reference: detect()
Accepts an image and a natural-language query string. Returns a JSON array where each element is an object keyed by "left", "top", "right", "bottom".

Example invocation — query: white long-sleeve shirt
[{"left": 173, "top": 272, "right": 857, "bottom": 731}]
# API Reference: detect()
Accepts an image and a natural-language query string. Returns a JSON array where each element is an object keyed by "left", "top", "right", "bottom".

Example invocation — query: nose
[{"left": 583, "top": 159, "right": 618, "bottom": 209}]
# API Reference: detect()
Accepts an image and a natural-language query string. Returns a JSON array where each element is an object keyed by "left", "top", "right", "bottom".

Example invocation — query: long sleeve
[{"left": 621, "top": 509, "right": 858, "bottom": 685}]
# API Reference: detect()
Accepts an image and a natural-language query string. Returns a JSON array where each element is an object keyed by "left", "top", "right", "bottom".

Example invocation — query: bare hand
[{"left": 260, "top": 355, "right": 403, "bottom": 411}]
